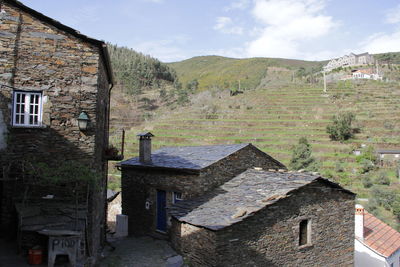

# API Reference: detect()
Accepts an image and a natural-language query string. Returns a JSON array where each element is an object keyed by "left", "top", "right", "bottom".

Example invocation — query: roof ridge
[{"left": 157, "top": 143, "right": 250, "bottom": 150}]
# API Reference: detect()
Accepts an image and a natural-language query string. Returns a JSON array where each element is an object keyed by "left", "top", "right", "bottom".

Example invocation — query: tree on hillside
[
  {"left": 108, "top": 44, "right": 177, "bottom": 95},
  {"left": 186, "top": 79, "right": 199, "bottom": 92},
  {"left": 296, "top": 67, "right": 306, "bottom": 78},
  {"left": 289, "top": 137, "right": 317, "bottom": 171},
  {"left": 326, "top": 112, "right": 356, "bottom": 141}
]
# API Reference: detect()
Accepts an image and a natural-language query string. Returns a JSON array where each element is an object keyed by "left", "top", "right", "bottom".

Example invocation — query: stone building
[
  {"left": 324, "top": 52, "right": 374, "bottom": 72},
  {"left": 0, "top": 0, "right": 113, "bottom": 264},
  {"left": 170, "top": 169, "right": 355, "bottom": 267},
  {"left": 119, "top": 133, "right": 286, "bottom": 236},
  {"left": 376, "top": 149, "right": 400, "bottom": 166}
]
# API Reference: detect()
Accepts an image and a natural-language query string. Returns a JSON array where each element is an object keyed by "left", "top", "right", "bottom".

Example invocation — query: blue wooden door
[{"left": 156, "top": 190, "right": 167, "bottom": 232}]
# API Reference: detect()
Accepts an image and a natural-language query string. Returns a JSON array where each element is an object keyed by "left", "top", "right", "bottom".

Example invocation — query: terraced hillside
[
  {"left": 117, "top": 80, "right": 399, "bottom": 161},
  {"left": 110, "top": 75, "right": 400, "bottom": 229}
]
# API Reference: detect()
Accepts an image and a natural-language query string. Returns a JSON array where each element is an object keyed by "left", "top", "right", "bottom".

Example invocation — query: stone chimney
[
  {"left": 137, "top": 132, "right": 154, "bottom": 164},
  {"left": 355, "top": 204, "right": 364, "bottom": 240}
]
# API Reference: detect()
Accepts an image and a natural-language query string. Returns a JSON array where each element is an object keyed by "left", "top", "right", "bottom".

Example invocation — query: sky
[{"left": 19, "top": 0, "right": 400, "bottom": 62}]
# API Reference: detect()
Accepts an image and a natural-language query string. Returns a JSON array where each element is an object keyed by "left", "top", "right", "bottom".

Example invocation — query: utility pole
[
  {"left": 238, "top": 80, "right": 241, "bottom": 91},
  {"left": 323, "top": 71, "right": 327, "bottom": 93},
  {"left": 292, "top": 70, "right": 295, "bottom": 83}
]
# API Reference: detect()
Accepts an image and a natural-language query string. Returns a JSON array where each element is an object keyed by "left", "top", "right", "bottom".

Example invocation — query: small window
[
  {"left": 299, "top": 219, "right": 311, "bottom": 246},
  {"left": 12, "top": 91, "right": 43, "bottom": 127},
  {"left": 172, "top": 192, "right": 182, "bottom": 204}
]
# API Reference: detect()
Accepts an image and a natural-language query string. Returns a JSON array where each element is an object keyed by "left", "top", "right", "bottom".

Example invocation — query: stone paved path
[
  {"left": 0, "top": 236, "right": 183, "bottom": 267},
  {"left": 99, "top": 236, "right": 184, "bottom": 267}
]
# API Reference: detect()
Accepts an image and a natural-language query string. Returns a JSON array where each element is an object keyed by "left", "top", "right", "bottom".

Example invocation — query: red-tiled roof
[
  {"left": 363, "top": 211, "right": 400, "bottom": 257},
  {"left": 353, "top": 69, "right": 374, "bottom": 74}
]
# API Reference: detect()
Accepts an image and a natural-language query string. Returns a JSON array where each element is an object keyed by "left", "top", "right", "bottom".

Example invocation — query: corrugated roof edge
[
  {"left": 4, "top": 0, "right": 114, "bottom": 85},
  {"left": 171, "top": 175, "right": 355, "bottom": 231}
]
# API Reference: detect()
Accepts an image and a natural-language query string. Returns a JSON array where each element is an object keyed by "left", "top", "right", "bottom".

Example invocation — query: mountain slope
[{"left": 168, "top": 55, "right": 326, "bottom": 91}]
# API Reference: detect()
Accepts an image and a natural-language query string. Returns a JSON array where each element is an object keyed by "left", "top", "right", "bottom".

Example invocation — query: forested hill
[{"left": 108, "top": 44, "right": 177, "bottom": 95}]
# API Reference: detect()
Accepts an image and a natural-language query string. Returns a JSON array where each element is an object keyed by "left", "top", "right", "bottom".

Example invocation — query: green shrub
[
  {"left": 356, "top": 145, "right": 377, "bottom": 163},
  {"left": 371, "top": 186, "right": 396, "bottom": 210},
  {"left": 362, "top": 174, "right": 374, "bottom": 188},
  {"left": 335, "top": 161, "right": 345, "bottom": 173},
  {"left": 326, "top": 112, "right": 356, "bottom": 141},
  {"left": 289, "top": 137, "right": 317, "bottom": 171},
  {"left": 375, "top": 171, "right": 391, "bottom": 186},
  {"left": 321, "top": 169, "right": 334, "bottom": 179},
  {"left": 392, "top": 199, "right": 400, "bottom": 220},
  {"left": 365, "top": 198, "right": 379, "bottom": 213},
  {"left": 27, "top": 160, "right": 100, "bottom": 188},
  {"left": 338, "top": 173, "right": 351, "bottom": 186},
  {"left": 360, "top": 159, "right": 375, "bottom": 174},
  {"left": 383, "top": 121, "right": 395, "bottom": 130}
]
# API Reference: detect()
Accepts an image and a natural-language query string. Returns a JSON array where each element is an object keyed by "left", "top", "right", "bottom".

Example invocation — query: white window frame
[
  {"left": 12, "top": 91, "right": 43, "bottom": 127},
  {"left": 172, "top": 192, "right": 183, "bottom": 204}
]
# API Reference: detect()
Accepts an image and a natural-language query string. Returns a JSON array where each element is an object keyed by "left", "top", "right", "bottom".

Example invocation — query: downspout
[
  {"left": 107, "top": 82, "right": 114, "bottom": 144},
  {"left": 103, "top": 42, "right": 114, "bottom": 251},
  {"left": 104, "top": 81, "right": 113, "bottom": 244}
]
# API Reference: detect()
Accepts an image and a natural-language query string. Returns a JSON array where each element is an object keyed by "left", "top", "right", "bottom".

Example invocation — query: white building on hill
[
  {"left": 324, "top": 52, "right": 374, "bottom": 72},
  {"left": 352, "top": 69, "right": 382, "bottom": 80}
]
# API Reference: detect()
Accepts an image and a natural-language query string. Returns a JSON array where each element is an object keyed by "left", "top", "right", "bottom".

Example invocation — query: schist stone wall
[
  {"left": 121, "top": 145, "right": 284, "bottom": 236},
  {"left": 171, "top": 180, "right": 355, "bottom": 267},
  {"left": 0, "top": 1, "right": 110, "bottom": 261}
]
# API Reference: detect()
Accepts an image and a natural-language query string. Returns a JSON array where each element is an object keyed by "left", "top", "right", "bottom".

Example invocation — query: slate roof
[
  {"left": 4, "top": 0, "right": 113, "bottom": 84},
  {"left": 361, "top": 210, "right": 400, "bottom": 257},
  {"left": 120, "top": 143, "right": 284, "bottom": 172},
  {"left": 170, "top": 169, "right": 353, "bottom": 231}
]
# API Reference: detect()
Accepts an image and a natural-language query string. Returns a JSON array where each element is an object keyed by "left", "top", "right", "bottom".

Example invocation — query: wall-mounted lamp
[{"left": 78, "top": 112, "right": 89, "bottom": 131}]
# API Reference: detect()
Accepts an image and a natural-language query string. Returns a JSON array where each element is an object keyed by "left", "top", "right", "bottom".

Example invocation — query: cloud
[
  {"left": 224, "top": 0, "right": 250, "bottom": 11},
  {"left": 246, "top": 0, "right": 336, "bottom": 59},
  {"left": 213, "top": 17, "right": 243, "bottom": 35},
  {"left": 385, "top": 4, "right": 400, "bottom": 24},
  {"left": 131, "top": 36, "right": 190, "bottom": 62},
  {"left": 202, "top": 47, "right": 247, "bottom": 59},
  {"left": 360, "top": 31, "right": 400, "bottom": 54},
  {"left": 359, "top": 4, "right": 400, "bottom": 54}
]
